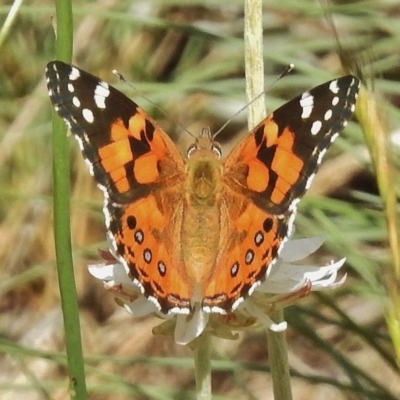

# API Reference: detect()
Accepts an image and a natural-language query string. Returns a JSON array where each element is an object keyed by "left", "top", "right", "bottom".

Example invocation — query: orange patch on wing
[
  {"left": 269, "top": 128, "right": 304, "bottom": 204},
  {"left": 109, "top": 167, "right": 129, "bottom": 188},
  {"left": 272, "top": 148, "right": 303, "bottom": 183},
  {"left": 150, "top": 127, "right": 169, "bottom": 156},
  {"left": 99, "top": 119, "right": 137, "bottom": 174},
  {"left": 276, "top": 127, "right": 295, "bottom": 150},
  {"left": 246, "top": 160, "right": 269, "bottom": 192},
  {"left": 240, "top": 136, "right": 258, "bottom": 161},
  {"left": 98, "top": 120, "right": 137, "bottom": 194},
  {"left": 114, "top": 175, "right": 130, "bottom": 193},
  {"left": 110, "top": 119, "right": 130, "bottom": 141},
  {"left": 99, "top": 140, "right": 133, "bottom": 172},
  {"left": 272, "top": 127, "right": 304, "bottom": 183},
  {"left": 128, "top": 110, "right": 147, "bottom": 140},
  {"left": 134, "top": 153, "right": 160, "bottom": 184},
  {"left": 263, "top": 116, "right": 279, "bottom": 145},
  {"left": 129, "top": 196, "right": 166, "bottom": 230},
  {"left": 271, "top": 178, "right": 290, "bottom": 204}
]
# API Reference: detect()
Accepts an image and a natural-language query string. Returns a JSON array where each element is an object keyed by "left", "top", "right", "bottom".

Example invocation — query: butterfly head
[
  {"left": 184, "top": 128, "right": 224, "bottom": 204},
  {"left": 187, "top": 127, "right": 222, "bottom": 159}
]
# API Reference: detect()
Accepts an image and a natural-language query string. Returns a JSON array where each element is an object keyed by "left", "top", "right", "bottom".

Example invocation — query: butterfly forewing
[
  {"left": 46, "top": 61, "right": 184, "bottom": 204},
  {"left": 224, "top": 75, "right": 360, "bottom": 215}
]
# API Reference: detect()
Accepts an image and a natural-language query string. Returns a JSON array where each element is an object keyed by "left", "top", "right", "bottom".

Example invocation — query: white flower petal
[
  {"left": 304, "top": 267, "right": 335, "bottom": 282},
  {"left": 265, "top": 262, "right": 312, "bottom": 284},
  {"left": 305, "top": 259, "right": 345, "bottom": 281},
  {"left": 317, "top": 273, "right": 347, "bottom": 290},
  {"left": 327, "top": 257, "right": 346, "bottom": 270},
  {"left": 124, "top": 297, "right": 159, "bottom": 317},
  {"left": 112, "top": 264, "right": 137, "bottom": 284},
  {"left": 280, "top": 236, "right": 325, "bottom": 262},
  {"left": 310, "top": 269, "right": 346, "bottom": 290},
  {"left": 174, "top": 305, "right": 209, "bottom": 345},
  {"left": 258, "top": 257, "right": 346, "bottom": 294},
  {"left": 257, "top": 277, "right": 306, "bottom": 293},
  {"left": 88, "top": 263, "right": 117, "bottom": 280},
  {"left": 89, "top": 262, "right": 135, "bottom": 287}
]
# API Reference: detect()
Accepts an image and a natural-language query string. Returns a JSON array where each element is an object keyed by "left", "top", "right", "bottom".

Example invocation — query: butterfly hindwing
[
  {"left": 203, "top": 197, "right": 292, "bottom": 312},
  {"left": 107, "top": 195, "right": 191, "bottom": 314}
]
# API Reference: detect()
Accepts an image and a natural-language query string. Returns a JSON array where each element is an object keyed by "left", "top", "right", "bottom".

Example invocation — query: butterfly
[{"left": 46, "top": 61, "right": 359, "bottom": 315}]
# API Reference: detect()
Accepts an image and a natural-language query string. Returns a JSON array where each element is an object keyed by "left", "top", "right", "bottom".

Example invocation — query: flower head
[{"left": 89, "top": 236, "right": 346, "bottom": 345}]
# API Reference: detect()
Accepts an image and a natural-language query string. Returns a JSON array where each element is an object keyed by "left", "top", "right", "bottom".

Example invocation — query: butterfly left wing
[
  {"left": 46, "top": 61, "right": 185, "bottom": 205},
  {"left": 46, "top": 62, "right": 191, "bottom": 314},
  {"left": 203, "top": 76, "right": 360, "bottom": 312}
]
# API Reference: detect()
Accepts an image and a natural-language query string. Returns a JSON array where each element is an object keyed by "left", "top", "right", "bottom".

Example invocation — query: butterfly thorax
[{"left": 181, "top": 147, "right": 223, "bottom": 294}]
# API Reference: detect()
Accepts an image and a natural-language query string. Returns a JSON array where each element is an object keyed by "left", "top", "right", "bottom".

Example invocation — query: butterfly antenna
[
  {"left": 112, "top": 69, "right": 197, "bottom": 140},
  {"left": 212, "top": 63, "right": 294, "bottom": 139}
]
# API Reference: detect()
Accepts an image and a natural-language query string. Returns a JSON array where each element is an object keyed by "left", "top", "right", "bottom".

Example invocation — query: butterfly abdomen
[{"left": 181, "top": 204, "right": 221, "bottom": 285}]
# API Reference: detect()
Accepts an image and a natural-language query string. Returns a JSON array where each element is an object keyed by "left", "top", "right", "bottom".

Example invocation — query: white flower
[{"left": 89, "top": 236, "right": 346, "bottom": 345}]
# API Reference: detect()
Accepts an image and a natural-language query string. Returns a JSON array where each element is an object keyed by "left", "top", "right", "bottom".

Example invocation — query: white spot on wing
[
  {"left": 311, "top": 120, "right": 322, "bottom": 135},
  {"left": 68, "top": 83, "right": 74, "bottom": 92},
  {"left": 69, "top": 67, "right": 80, "bottom": 80},
  {"left": 85, "top": 158, "right": 95, "bottom": 176},
  {"left": 324, "top": 109, "right": 332, "bottom": 120},
  {"left": 329, "top": 79, "right": 339, "bottom": 94},
  {"left": 332, "top": 96, "right": 339, "bottom": 106},
  {"left": 72, "top": 96, "right": 81, "bottom": 108},
  {"left": 94, "top": 82, "right": 110, "bottom": 109},
  {"left": 316, "top": 148, "right": 327, "bottom": 165},
  {"left": 82, "top": 108, "right": 94, "bottom": 123},
  {"left": 74, "top": 134, "right": 85, "bottom": 152},
  {"left": 135, "top": 230, "right": 144, "bottom": 243},
  {"left": 330, "top": 132, "right": 339, "bottom": 143},
  {"left": 304, "top": 173, "right": 316, "bottom": 190},
  {"left": 300, "top": 92, "right": 314, "bottom": 119}
]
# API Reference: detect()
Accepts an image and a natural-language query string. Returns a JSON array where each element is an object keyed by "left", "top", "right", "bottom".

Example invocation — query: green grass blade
[{"left": 51, "top": 0, "right": 88, "bottom": 398}]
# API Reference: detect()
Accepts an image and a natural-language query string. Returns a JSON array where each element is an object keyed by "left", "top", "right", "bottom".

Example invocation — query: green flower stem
[
  {"left": 52, "top": 0, "right": 87, "bottom": 398},
  {"left": 193, "top": 333, "right": 212, "bottom": 400},
  {"left": 244, "top": 0, "right": 293, "bottom": 399},
  {"left": 267, "top": 311, "right": 293, "bottom": 400}
]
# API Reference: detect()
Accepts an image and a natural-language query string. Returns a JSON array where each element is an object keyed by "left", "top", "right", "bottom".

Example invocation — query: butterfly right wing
[
  {"left": 202, "top": 76, "right": 360, "bottom": 312},
  {"left": 223, "top": 76, "right": 360, "bottom": 215}
]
